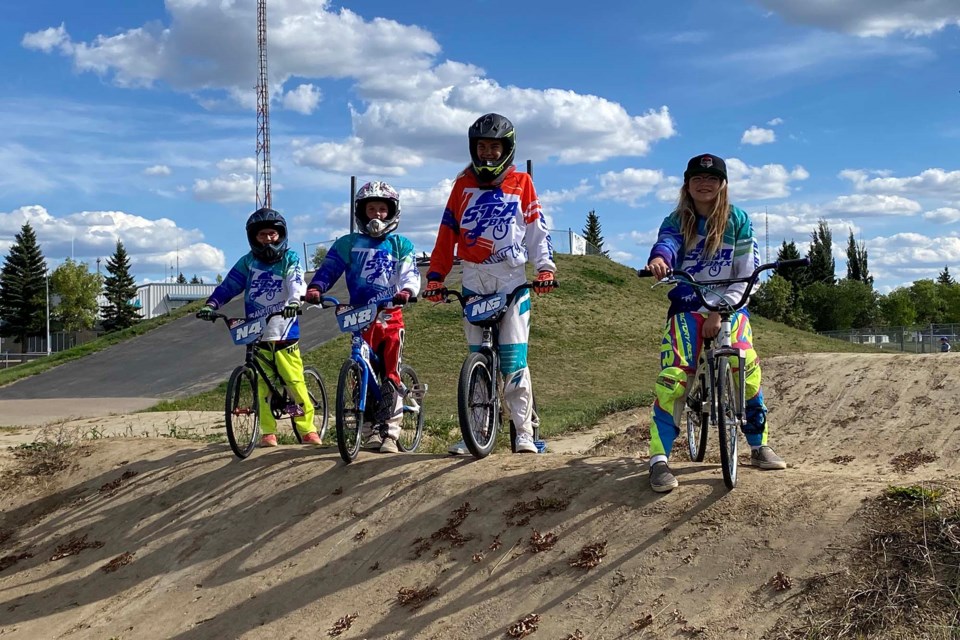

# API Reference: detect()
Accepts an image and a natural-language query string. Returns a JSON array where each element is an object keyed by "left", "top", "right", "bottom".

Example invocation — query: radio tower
[{"left": 255, "top": 0, "right": 272, "bottom": 209}]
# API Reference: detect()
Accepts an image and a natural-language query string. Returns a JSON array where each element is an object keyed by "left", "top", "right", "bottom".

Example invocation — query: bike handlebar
[
  {"left": 197, "top": 309, "right": 292, "bottom": 325},
  {"left": 636, "top": 258, "right": 810, "bottom": 313},
  {"left": 299, "top": 294, "right": 418, "bottom": 309},
  {"left": 436, "top": 282, "right": 533, "bottom": 308}
]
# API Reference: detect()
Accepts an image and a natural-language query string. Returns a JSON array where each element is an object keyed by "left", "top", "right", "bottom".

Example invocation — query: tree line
[
  {"left": 0, "top": 223, "right": 142, "bottom": 353},
  {"left": 752, "top": 218, "right": 959, "bottom": 331}
]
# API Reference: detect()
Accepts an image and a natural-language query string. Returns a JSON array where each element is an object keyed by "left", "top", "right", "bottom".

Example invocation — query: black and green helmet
[{"left": 468, "top": 113, "right": 516, "bottom": 184}]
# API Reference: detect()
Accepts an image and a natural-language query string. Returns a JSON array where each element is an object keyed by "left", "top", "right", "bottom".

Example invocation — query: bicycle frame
[{"left": 321, "top": 296, "right": 389, "bottom": 414}]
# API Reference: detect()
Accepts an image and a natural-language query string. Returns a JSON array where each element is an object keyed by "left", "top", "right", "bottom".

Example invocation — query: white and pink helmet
[{"left": 354, "top": 181, "right": 401, "bottom": 237}]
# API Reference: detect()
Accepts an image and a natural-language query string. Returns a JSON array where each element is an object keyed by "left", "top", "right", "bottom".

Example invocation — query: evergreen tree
[
  {"left": 937, "top": 265, "right": 955, "bottom": 286},
  {"left": 581, "top": 210, "right": 608, "bottom": 256},
  {"left": 807, "top": 218, "right": 836, "bottom": 284},
  {"left": 844, "top": 229, "right": 873, "bottom": 288},
  {"left": 177, "top": 272, "right": 187, "bottom": 284},
  {"left": 0, "top": 223, "right": 47, "bottom": 353},
  {"left": 215, "top": 273, "right": 223, "bottom": 284},
  {"left": 50, "top": 259, "right": 102, "bottom": 332},
  {"left": 774, "top": 240, "right": 810, "bottom": 292},
  {"left": 101, "top": 240, "right": 141, "bottom": 332},
  {"left": 189, "top": 274, "right": 201, "bottom": 284}
]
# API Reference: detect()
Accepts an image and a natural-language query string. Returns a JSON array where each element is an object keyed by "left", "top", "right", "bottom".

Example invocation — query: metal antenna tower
[
  {"left": 256, "top": 0, "right": 272, "bottom": 209},
  {"left": 765, "top": 207, "right": 770, "bottom": 263}
]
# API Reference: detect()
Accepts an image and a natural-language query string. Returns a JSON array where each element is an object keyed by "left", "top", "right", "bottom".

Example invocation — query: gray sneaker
[
  {"left": 750, "top": 445, "right": 787, "bottom": 470},
  {"left": 379, "top": 436, "right": 399, "bottom": 454},
  {"left": 363, "top": 432, "right": 384, "bottom": 450},
  {"left": 649, "top": 461, "right": 678, "bottom": 493}
]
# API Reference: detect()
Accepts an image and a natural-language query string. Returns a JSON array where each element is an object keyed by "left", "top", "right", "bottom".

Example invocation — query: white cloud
[
  {"left": 923, "top": 207, "right": 960, "bottom": 224},
  {"left": 193, "top": 173, "right": 255, "bottom": 204},
  {"left": 741, "top": 126, "right": 776, "bottom": 145},
  {"left": 282, "top": 83, "right": 322, "bottom": 114},
  {"left": 143, "top": 164, "right": 171, "bottom": 176},
  {"left": 292, "top": 137, "right": 422, "bottom": 176},
  {"left": 727, "top": 159, "right": 809, "bottom": 200},
  {"left": 840, "top": 168, "right": 960, "bottom": 198},
  {"left": 0, "top": 204, "right": 226, "bottom": 275},
  {"left": 599, "top": 168, "right": 666, "bottom": 205},
  {"left": 756, "top": 0, "right": 960, "bottom": 37},
  {"left": 827, "top": 194, "right": 922, "bottom": 217},
  {"left": 870, "top": 233, "right": 960, "bottom": 268},
  {"left": 539, "top": 180, "right": 592, "bottom": 210},
  {"left": 216, "top": 157, "right": 257, "bottom": 172},
  {"left": 21, "top": 23, "right": 71, "bottom": 53},
  {"left": 767, "top": 117, "right": 784, "bottom": 126}
]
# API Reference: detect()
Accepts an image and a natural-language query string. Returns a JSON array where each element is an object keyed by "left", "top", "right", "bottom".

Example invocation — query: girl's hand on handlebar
[
  {"left": 533, "top": 270, "right": 558, "bottom": 295},
  {"left": 303, "top": 287, "right": 323, "bottom": 305},
  {"left": 647, "top": 257, "right": 671, "bottom": 281},
  {"left": 423, "top": 280, "right": 446, "bottom": 302},
  {"left": 702, "top": 312, "right": 722, "bottom": 339}
]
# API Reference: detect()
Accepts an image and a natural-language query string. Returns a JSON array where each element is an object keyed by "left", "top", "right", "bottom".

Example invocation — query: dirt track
[{"left": 0, "top": 352, "right": 957, "bottom": 639}]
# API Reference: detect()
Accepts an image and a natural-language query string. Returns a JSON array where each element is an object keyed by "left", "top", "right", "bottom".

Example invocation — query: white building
[{"left": 97, "top": 283, "right": 217, "bottom": 320}]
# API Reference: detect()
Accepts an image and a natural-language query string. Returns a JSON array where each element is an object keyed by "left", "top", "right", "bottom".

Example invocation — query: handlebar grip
[
  {"left": 636, "top": 268, "right": 653, "bottom": 278},
  {"left": 776, "top": 258, "right": 810, "bottom": 269}
]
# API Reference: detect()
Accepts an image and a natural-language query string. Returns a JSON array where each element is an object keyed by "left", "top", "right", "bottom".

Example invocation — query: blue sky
[{"left": 1, "top": 0, "right": 959, "bottom": 291}]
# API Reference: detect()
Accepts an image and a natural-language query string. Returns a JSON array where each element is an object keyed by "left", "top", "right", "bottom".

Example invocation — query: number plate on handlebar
[
  {"left": 228, "top": 317, "right": 265, "bottom": 345},
  {"left": 464, "top": 292, "right": 508, "bottom": 322},
  {"left": 336, "top": 302, "right": 377, "bottom": 332}
]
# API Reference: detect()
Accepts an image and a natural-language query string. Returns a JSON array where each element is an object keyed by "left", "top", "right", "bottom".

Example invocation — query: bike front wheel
[
  {"left": 716, "top": 361, "right": 739, "bottom": 489},
  {"left": 458, "top": 352, "right": 499, "bottom": 459},
  {"left": 225, "top": 365, "right": 260, "bottom": 459},
  {"left": 685, "top": 374, "right": 709, "bottom": 462},
  {"left": 335, "top": 360, "right": 363, "bottom": 463},
  {"left": 302, "top": 366, "right": 330, "bottom": 442},
  {"left": 397, "top": 364, "right": 424, "bottom": 452}
]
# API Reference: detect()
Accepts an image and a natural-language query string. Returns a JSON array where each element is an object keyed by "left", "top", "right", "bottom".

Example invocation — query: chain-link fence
[{"left": 819, "top": 324, "right": 959, "bottom": 353}]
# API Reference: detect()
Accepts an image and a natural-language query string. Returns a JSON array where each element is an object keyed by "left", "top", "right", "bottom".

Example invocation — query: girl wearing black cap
[{"left": 643, "top": 154, "right": 786, "bottom": 493}]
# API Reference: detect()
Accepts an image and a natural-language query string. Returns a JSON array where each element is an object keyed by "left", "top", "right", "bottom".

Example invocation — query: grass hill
[{"left": 149, "top": 255, "right": 870, "bottom": 450}]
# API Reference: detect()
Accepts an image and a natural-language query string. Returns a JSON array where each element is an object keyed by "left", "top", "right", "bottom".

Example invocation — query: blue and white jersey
[
  {"left": 310, "top": 233, "right": 420, "bottom": 306},
  {"left": 649, "top": 205, "right": 760, "bottom": 315},
  {"left": 207, "top": 250, "right": 306, "bottom": 341}
]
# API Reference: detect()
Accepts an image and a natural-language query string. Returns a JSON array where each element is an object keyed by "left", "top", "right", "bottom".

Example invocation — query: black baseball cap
[{"left": 684, "top": 153, "right": 727, "bottom": 182}]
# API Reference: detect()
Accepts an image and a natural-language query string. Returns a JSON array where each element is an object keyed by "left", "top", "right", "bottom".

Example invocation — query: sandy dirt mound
[{"left": 0, "top": 353, "right": 957, "bottom": 639}]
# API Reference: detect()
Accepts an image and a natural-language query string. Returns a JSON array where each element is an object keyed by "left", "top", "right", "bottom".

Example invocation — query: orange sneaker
[
  {"left": 302, "top": 431, "right": 322, "bottom": 446},
  {"left": 260, "top": 434, "right": 279, "bottom": 448}
]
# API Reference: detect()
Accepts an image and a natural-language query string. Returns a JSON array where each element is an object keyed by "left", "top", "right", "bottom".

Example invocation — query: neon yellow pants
[{"left": 254, "top": 342, "right": 315, "bottom": 436}]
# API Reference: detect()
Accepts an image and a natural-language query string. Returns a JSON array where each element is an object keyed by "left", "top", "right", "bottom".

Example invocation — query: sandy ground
[{"left": 0, "top": 352, "right": 958, "bottom": 639}]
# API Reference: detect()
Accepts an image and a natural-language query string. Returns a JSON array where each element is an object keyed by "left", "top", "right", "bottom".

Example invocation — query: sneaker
[
  {"left": 302, "top": 431, "right": 322, "bottom": 446},
  {"left": 515, "top": 433, "right": 538, "bottom": 454},
  {"left": 750, "top": 446, "right": 787, "bottom": 470},
  {"left": 363, "top": 432, "right": 384, "bottom": 450},
  {"left": 260, "top": 433, "right": 279, "bottom": 448},
  {"left": 379, "top": 437, "right": 399, "bottom": 454},
  {"left": 448, "top": 439, "right": 469, "bottom": 456},
  {"left": 649, "top": 461, "right": 678, "bottom": 493}
]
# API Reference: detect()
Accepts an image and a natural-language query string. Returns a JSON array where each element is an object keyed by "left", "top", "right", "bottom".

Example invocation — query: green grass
[
  {"left": 0, "top": 300, "right": 208, "bottom": 388},
  {"left": 147, "top": 255, "right": 872, "bottom": 445}
]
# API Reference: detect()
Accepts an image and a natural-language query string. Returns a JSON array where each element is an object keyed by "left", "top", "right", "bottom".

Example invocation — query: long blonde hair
[{"left": 676, "top": 182, "right": 730, "bottom": 256}]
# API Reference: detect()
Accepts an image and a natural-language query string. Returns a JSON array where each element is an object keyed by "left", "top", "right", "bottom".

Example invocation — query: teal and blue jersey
[
  {"left": 649, "top": 205, "right": 760, "bottom": 316},
  {"left": 206, "top": 250, "right": 306, "bottom": 341},
  {"left": 309, "top": 232, "right": 421, "bottom": 306}
]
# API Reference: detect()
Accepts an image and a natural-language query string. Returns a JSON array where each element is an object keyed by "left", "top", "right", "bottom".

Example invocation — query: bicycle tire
[
  {"left": 225, "top": 365, "right": 260, "bottom": 459},
  {"left": 335, "top": 360, "right": 364, "bottom": 463},
  {"left": 396, "top": 364, "right": 424, "bottom": 452},
  {"left": 716, "top": 360, "right": 739, "bottom": 489},
  {"left": 685, "top": 374, "right": 709, "bottom": 462},
  {"left": 458, "top": 351, "right": 499, "bottom": 459},
  {"left": 301, "top": 366, "right": 330, "bottom": 442}
]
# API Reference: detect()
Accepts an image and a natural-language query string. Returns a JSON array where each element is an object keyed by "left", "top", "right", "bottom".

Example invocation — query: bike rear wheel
[
  {"left": 685, "top": 374, "right": 709, "bottom": 462},
  {"left": 301, "top": 366, "right": 330, "bottom": 442},
  {"left": 716, "top": 360, "right": 739, "bottom": 489},
  {"left": 225, "top": 365, "right": 260, "bottom": 459},
  {"left": 396, "top": 364, "right": 424, "bottom": 452},
  {"left": 458, "top": 352, "right": 499, "bottom": 459},
  {"left": 335, "top": 360, "right": 363, "bottom": 463}
]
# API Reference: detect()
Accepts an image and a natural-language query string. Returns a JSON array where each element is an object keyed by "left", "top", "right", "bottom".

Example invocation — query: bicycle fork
[{"left": 709, "top": 320, "right": 747, "bottom": 428}]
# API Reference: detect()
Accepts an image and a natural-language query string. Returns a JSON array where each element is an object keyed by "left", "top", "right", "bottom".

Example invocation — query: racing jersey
[
  {"left": 648, "top": 205, "right": 760, "bottom": 315},
  {"left": 207, "top": 250, "right": 306, "bottom": 341},
  {"left": 309, "top": 232, "right": 420, "bottom": 307},
  {"left": 427, "top": 166, "right": 555, "bottom": 282}
]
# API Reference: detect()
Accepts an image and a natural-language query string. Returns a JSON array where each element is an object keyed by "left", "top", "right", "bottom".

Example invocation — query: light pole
[{"left": 45, "top": 271, "right": 51, "bottom": 356}]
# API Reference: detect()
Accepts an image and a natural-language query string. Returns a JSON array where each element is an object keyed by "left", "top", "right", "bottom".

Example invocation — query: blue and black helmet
[{"left": 246, "top": 207, "right": 288, "bottom": 263}]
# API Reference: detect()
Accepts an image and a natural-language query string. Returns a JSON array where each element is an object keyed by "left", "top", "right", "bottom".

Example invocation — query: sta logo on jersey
[
  {"left": 356, "top": 249, "right": 396, "bottom": 285},
  {"left": 461, "top": 190, "right": 518, "bottom": 246},
  {"left": 250, "top": 270, "right": 283, "bottom": 301}
]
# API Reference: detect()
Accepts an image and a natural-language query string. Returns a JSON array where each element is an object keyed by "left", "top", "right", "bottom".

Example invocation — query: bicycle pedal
[
  {"left": 285, "top": 403, "right": 306, "bottom": 417},
  {"left": 407, "top": 383, "right": 428, "bottom": 400}
]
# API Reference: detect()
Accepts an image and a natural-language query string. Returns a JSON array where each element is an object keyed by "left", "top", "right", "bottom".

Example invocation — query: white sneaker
[
  {"left": 448, "top": 439, "right": 469, "bottom": 455},
  {"left": 363, "top": 432, "right": 384, "bottom": 449},
  {"left": 515, "top": 433, "right": 537, "bottom": 454},
  {"left": 379, "top": 436, "right": 399, "bottom": 454}
]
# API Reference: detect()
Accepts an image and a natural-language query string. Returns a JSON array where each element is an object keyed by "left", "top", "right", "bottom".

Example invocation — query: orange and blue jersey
[{"left": 427, "top": 166, "right": 555, "bottom": 281}]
